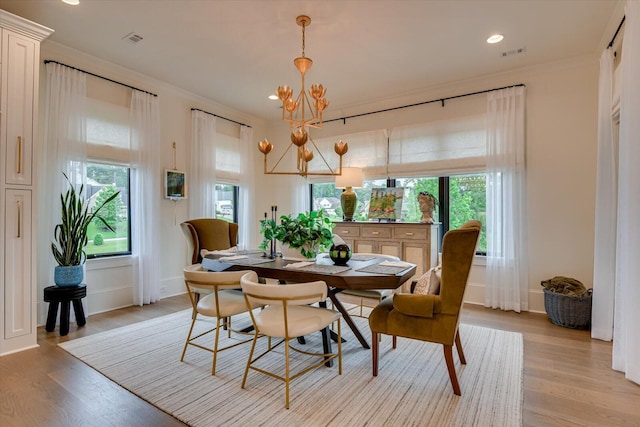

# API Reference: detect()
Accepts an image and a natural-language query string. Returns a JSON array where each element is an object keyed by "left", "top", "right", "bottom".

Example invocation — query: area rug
[{"left": 59, "top": 309, "right": 523, "bottom": 426}]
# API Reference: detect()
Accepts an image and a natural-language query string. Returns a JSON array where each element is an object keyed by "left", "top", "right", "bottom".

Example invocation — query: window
[
  {"left": 215, "top": 183, "right": 238, "bottom": 223},
  {"left": 85, "top": 163, "right": 131, "bottom": 258},
  {"left": 310, "top": 172, "right": 487, "bottom": 254}
]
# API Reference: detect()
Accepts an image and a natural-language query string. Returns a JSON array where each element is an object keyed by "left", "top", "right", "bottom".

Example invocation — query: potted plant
[
  {"left": 259, "top": 211, "right": 335, "bottom": 260},
  {"left": 51, "top": 173, "right": 120, "bottom": 286}
]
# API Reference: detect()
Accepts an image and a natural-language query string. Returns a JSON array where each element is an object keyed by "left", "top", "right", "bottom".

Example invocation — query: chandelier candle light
[{"left": 258, "top": 15, "right": 348, "bottom": 177}]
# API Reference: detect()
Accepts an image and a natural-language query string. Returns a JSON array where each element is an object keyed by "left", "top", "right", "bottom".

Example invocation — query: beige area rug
[{"left": 59, "top": 309, "right": 523, "bottom": 426}]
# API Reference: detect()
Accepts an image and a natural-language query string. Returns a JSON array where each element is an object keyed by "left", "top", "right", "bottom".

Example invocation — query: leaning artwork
[{"left": 368, "top": 187, "right": 404, "bottom": 221}]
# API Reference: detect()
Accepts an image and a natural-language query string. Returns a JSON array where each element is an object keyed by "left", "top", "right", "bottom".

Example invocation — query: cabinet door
[
  {"left": 2, "top": 31, "right": 36, "bottom": 186},
  {"left": 3, "top": 189, "right": 32, "bottom": 339},
  {"left": 402, "top": 241, "right": 428, "bottom": 278}
]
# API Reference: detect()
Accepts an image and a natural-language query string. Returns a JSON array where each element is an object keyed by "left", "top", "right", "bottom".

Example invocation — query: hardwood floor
[{"left": 1, "top": 296, "right": 638, "bottom": 426}]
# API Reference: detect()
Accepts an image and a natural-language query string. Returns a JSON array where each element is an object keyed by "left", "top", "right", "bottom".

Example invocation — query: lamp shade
[{"left": 335, "top": 167, "right": 363, "bottom": 189}]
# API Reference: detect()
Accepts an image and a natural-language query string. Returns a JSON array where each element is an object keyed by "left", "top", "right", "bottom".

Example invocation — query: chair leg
[
  {"left": 392, "top": 335, "right": 397, "bottom": 349},
  {"left": 455, "top": 330, "right": 466, "bottom": 365},
  {"left": 180, "top": 316, "right": 197, "bottom": 361},
  {"left": 443, "top": 344, "right": 462, "bottom": 395},
  {"left": 285, "top": 338, "right": 290, "bottom": 409},
  {"left": 372, "top": 331, "right": 379, "bottom": 376},
  {"left": 212, "top": 317, "right": 222, "bottom": 375},
  {"left": 241, "top": 332, "right": 259, "bottom": 388}
]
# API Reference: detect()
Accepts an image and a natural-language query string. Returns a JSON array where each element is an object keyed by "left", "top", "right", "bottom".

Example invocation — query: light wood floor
[{"left": 1, "top": 295, "right": 638, "bottom": 427}]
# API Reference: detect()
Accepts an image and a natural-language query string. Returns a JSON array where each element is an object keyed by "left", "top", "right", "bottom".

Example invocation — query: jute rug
[{"left": 59, "top": 309, "right": 523, "bottom": 426}]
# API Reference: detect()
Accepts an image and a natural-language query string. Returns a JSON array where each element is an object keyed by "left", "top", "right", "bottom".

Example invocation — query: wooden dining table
[{"left": 202, "top": 252, "right": 416, "bottom": 350}]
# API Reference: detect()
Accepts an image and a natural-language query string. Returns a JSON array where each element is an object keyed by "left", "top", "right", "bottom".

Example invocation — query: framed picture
[
  {"left": 164, "top": 169, "right": 187, "bottom": 200},
  {"left": 368, "top": 187, "right": 405, "bottom": 220}
]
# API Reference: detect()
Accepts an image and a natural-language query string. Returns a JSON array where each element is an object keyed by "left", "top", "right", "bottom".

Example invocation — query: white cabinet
[
  {"left": 333, "top": 222, "right": 440, "bottom": 282},
  {"left": 0, "top": 10, "right": 52, "bottom": 355}
]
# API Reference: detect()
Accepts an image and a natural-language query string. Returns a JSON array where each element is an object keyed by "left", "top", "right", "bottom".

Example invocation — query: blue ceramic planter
[{"left": 54, "top": 265, "right": 84, "bottom": 287}]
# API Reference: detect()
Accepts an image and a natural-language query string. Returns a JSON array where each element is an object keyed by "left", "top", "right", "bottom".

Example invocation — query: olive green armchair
[
  {"left": 180, "top": 218, "right": 239, "bottom": 264},
  {"left": 369, "top": 220, "right": 481, "bottom": 395}
]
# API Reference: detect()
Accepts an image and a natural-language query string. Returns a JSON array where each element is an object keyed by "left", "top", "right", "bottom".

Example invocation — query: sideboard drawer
[
  {"left": 361, "top": 227, "right": 392, "bottom": 239},
  {"left": 394, "top": 227, "right": 428, "bottom": 240},
  {"left": 334, "top": 226, "right": 360, "bottom": 238}
]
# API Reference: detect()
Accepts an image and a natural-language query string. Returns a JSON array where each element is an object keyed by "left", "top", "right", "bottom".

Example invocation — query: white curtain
[
  {"left": 613, "top": 1, "right": 640, "bottom": 385},
  {"left": 485, "top": 86, "right": 529, "bottom": 312},
  {"left": 291, "top": 176, "right": 310, "bottom": 215},
  {"left": 40, "top": 63, "right": 87, "bottom": 289},
  {"left": 189, "top": 110, "right": 217, "bottom": 218},
  {"left": 592, "top": 49, "right": 617, "bottom": 341},
  {"left": 239, "top": 125, "right": 255, "bottom": 249},
  {"left": 130, "top": 90, "right": 161, "bottom": 305}
]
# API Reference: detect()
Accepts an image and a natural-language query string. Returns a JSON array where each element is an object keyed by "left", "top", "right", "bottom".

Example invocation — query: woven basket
[{"left": 543, "top": 288, "right": 592, "bottom": 329}]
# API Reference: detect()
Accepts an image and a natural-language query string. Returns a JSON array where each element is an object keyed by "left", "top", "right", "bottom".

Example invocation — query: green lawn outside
[{"left": 86, "top": 221, "right": 129, "bottom": 256}]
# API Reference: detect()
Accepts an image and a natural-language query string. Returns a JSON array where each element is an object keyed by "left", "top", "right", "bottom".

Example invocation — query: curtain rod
[
  {"left": 191, "top": 108, "right": 251, "bottom": 128},
  {"left": 608, "top": 15, "right": 626, "bottom": 49},
  {"left": 322, "top": 83, "right": 526, "bottom": 125},
  {"left": 44, "top": 60, "right": 158, "bottom": 97}
]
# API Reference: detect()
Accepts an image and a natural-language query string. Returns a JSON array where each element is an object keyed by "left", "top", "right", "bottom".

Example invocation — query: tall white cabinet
[{"left": 0, "top": 10, "right": 52, "bottom": 355}]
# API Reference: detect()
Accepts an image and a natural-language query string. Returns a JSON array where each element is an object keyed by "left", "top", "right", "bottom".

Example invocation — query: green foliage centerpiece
[
  {"left": 51, "top": 173, "right": 120, "bottom": 286},
  {"left": 259, "top": 211, "right": 335, "bottom": 260}
]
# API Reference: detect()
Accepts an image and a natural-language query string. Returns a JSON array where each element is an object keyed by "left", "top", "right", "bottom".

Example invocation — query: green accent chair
[{"left": 369, "top": 220, "right": 481, "bottom": 395}]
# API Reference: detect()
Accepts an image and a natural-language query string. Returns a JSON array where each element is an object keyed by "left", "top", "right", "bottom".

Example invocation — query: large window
[
  {"left": 310, "top": 172, "right": 487, "bottom": 254},
  {"left": 85, "top": 163, "right": 131, "bottom": 258},
  {"left": 215, "top": 183, "right": 238, "bottom": 223}
]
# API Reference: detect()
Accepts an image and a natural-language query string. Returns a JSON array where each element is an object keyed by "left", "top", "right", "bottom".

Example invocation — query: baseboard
[{"left": 465, "top": 282, "right": 546, "bottom": 313}]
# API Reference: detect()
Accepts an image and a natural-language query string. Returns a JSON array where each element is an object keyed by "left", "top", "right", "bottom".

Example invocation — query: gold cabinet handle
[
  {"left": 17, "top": 136, "right": 22, "bottom": 174},
  {"left": 405, "top": 232, "right": 414, "bottom": 236},
  {"left": 17, "top": 200, "right": 22, "bottom": 238},
  {"left": 341, "top": 230, "right": 350, "bottom": 235},
  {"left": 372, "top": 231, "right": 380, "bottom": 235}
]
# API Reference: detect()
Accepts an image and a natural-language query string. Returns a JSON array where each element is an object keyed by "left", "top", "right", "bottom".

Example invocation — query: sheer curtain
[
  {"left": 40, "top": 63, "right": 87, "bottom": 290},
  {"left": 189, "top": 110, "right": 217, "bottom": 218},
  {"left": 613, "top": 0, "right": 640, "bottom": 385},
  {"left": 485, "top": 86, "right": 529, "bottom": 312},
  {"left": 239, "top": 125, "right": 256, "bottom": 249},
  {"left": 130, "top": 90, "right": 161, "bottom": 305},
  {"left": 592, "top": 49, "right": 617, "bottom": 341}
]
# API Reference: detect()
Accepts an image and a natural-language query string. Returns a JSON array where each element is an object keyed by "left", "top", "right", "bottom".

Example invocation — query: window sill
[{"left": 86, "top": 255, "right": 133, "bottom": 271}]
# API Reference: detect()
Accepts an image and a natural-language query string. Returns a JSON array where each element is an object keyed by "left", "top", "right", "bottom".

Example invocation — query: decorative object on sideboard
[
  {"left": 335, "top": 167, "right": 364, "bottom": 221},
  {"left": 51, "top": 172, "right": 119, "bottom": 286},
  {"left": 418, "top": 191, "right": 438, "bottom": 224},
  {"left": 257, "top": 15, "right": 348, "bottom": 177},
  {"left": 259, "top": 210, "right": 335, "bottom": 260}
]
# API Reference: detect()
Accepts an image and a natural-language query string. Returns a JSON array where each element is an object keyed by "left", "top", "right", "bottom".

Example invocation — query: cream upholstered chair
[
  {"left": 240, "top": 272, "right": 342, "bottom": 409},
  {"left": 369, "top": 220, "right": 481, "bottom": 395},
  {"left": 338, "top": 253, "right": 403, "bottom": 317},
  {"left": 181, "top": 266, "right": 262, "bottom": 375}
]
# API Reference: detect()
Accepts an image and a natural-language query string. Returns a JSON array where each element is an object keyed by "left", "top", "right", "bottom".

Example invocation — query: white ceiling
[{"left": 1, "top": 0, "right": 621, "bottom": 121}]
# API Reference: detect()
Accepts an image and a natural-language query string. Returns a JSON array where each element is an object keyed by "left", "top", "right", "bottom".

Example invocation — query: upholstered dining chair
[
  {"left": 240, "top": 272, "right": 342, "bottom": 409},
  {"left": 368, "top": 220, "right": 481, "bottom": 395},
  {"left": 181, "top": 265, "right": 262, "bottom": 375},
  {"left": 338, "top": 253, "right": 404, "bottom": 318},
  {"left": 180, "top": 218, "right": 239, "bottom": 264}
]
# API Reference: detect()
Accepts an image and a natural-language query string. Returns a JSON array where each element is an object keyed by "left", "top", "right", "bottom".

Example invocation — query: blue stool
[{"left": 44, "top": 284, "right": 87, "bottom": 336}]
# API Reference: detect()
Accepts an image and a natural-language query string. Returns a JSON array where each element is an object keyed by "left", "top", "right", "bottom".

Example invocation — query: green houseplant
[
  {"left": 259, "top": 211, "right": 335, "bottom": 260},
  {"left": 51, "top": 173, "right": 120, "bottom": 286}
]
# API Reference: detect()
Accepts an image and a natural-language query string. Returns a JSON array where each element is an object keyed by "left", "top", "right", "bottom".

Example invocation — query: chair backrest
[
  {"left": 181, "top": 218, "right": 239, "bottom": 264},
  {"left": 439, "top": 220, "right": 481, "bottom": 316},
  {"left": 183, "top": 264, "right": 255, "bottom": 292},
  {"left": 241, "top": 272, "right": 327, "bottom": 307}
]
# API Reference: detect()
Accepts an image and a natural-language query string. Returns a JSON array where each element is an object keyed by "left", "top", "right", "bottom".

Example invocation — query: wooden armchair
[
  {"left": 180, "top": 218, "right": 239, "bottom": 264},
  {"left": 368, "top": 220, "right": 481, "bottom": 395}
]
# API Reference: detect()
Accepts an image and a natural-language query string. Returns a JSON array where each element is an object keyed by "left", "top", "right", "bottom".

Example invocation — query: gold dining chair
[
  {"left": 181, "top": 265, "right": 262, "bottom": 375},
  {"left": 368, "top": 220, "right": 481, "bottom": 395},
  {"left": 240, "top": 272, "right": 342, "bottom": 409}
]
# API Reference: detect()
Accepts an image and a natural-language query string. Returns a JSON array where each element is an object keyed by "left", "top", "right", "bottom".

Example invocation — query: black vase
[{"left": 329, "top": 244, "right": 352, "bottom": 266}]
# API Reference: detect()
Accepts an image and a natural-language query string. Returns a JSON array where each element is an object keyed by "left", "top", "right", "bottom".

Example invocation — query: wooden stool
[{"left": 44, "top": 284, "right": 87, "bottom": 336}]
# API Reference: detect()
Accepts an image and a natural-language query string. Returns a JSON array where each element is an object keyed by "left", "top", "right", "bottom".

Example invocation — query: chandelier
[{"left": 258, "top": 15, "right": 348, "bottom": 177}]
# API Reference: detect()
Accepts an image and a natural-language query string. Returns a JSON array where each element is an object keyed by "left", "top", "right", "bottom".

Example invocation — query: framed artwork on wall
[
  {"left": 164, "top": 169, "right": 187, "bottom": 200},
  {"left": 368, "top": 187, "right": 404, "bottom": 221}
]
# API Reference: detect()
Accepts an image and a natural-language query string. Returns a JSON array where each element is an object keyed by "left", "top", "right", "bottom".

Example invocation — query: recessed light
[
  {"left": 62, "top": 0, "right": 80, "bottom": 5},
  {"left": 487, "top": 34, "right": 504, "bottom": 44},
  {"left": 268, "top": 94, "right": 279, "bottom": 100}
]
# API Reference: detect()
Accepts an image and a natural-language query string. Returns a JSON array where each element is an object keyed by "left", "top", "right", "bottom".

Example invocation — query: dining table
[{"left": 202, "top": 251, "right": 416, "bottom": 351}]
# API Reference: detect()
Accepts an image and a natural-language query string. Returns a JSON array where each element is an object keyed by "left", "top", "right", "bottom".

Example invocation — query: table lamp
[{"left": 335, "top": 167, "right": 363, "bottom": 221}]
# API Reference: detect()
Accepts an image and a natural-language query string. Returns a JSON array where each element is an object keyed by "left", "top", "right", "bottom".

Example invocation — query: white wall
[
  {"left": 35, "top": 41, "right": 599, "bottom": 320},
  {"left": 35, "top": 42, "right": 267, "bottom": 323},
  {"left": 255, "top": 55, "right": 600, "bottom": 312}
]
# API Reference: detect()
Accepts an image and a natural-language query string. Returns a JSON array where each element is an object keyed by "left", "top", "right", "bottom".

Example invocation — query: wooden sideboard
[{"left": 332, "top": 221, "right": 440, "bottom": 284}]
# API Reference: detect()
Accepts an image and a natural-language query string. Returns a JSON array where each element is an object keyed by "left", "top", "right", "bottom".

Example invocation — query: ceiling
[{"left": 1, "top": 0, "right": 621, "bottom": 121}]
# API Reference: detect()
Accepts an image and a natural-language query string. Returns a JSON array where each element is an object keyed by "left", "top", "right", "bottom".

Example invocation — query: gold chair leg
[
  {"left": 285, "top": 338, "right": 290, "bottom": 409},
  {"left": 444, "top": 344, "right": 461, "bottom": 395},
  {"left": 337, "top": 318, "right": 342, "bottom": 375},
  {"left": 242, "top": 332, "right": 259, "bottom": 388},
  {"left": 455, "top": 330, "right": 466, "bottom": 364},
  {"left": 212, "top": 317, "right": 221, "bottom": 375},
  {"left": 180, "top": 316, "right": 197, "bottom": 361}
]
